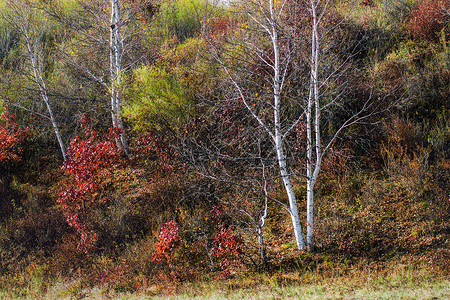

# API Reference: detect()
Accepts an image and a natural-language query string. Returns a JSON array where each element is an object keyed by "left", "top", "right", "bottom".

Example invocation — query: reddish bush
[
  {"left": 205, "top": 17, "right": 235, "bottom": 40},
  {"left": 151, "top": 221, "right": 181, "bottom": 262},
  {"left": 135, "top": 131, "right": 158, "bottom": 155},
  {"left": 382, "top": 117, "right": 421, "bottom": 159},
  {"left": 210, "top": 204, "right": 223, "bottom": 220},
  {"left": 58, "top": 115, "right": 122, "bottom": 252},
  {"left": 50, "top": 233, "right": 88, "bottom": 275},
  {"left": 210, "top": 225, "right": 243, "bottom": 277},
  {"left": 0, "top": 106, "right": 30, "bottom": 162},
  {"left": 359, "top": 0, "right": 374, "bottom": 7},
  {"left": 0, "top": 106, "right": 30, "bottom": 219},
  {"left": 407, "top": 0, "right": 450, "bottom": 41}
]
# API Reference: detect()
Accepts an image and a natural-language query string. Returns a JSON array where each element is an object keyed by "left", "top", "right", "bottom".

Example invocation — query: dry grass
[{"left": 1, "top": 259, "right": 448, "bottom": 299}]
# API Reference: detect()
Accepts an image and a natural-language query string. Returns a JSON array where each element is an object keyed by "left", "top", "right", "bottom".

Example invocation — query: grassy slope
[{"left": 1, "top": 267, "right": 448, "bottom": 299}]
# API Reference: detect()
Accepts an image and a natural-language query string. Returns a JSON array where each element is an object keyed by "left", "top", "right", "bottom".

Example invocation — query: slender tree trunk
[
  {"left": 306, "top": 178, "right": 315, "bottom": 249},
  {"left": 278, "top": 150, "right": 306, "bottom": 250},
  {"left": 271, "top": 0, "right": 306, "bottom": 250},
  {"left": 39, "top": 83, "right": 67, "bottom": 161},
  {"left": 306, "top": 0, "right": 322, "bottom": 250},
  {"left": 4, "top": 2, "right": 67, "bottom": 160},
  {"left": 306, "top": 75, "right": 314, "bottom": 250},
  {"left": 110, "top": 0, "right": 129, "bottom": 154},
  {"left": 258, "top": 141, "right": 269, "bottom": 267},
  {"left": 256, "top": 225, "right": 267, "bottom": 269},
  {"left": 25, "top": 29, "right": 66, "bottom": 161}
]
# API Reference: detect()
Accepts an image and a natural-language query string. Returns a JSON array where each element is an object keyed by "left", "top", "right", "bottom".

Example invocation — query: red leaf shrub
[
  {"left": 205, "top": 17, "right": 235, "bottom": 40},
  {"left": 0, "top": 106, "right": 30, "bottom": 162},
  {"left": 58, "top": 115, "right": 122, "bottom": 252},
  {"left": 151, "top": 220, "right": 181, "bottom": 262},
  {"left": 210, "top": 204, "right": 223, "bottom": 220},
  {"left": 359, "top": 0, "right": 374, "bottom": 6},
  {"left": 210, "top": 225, "right": 243, "bottom": 277}
]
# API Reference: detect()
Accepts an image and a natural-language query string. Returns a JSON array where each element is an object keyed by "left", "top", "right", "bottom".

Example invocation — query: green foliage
[
  {"left": 428, "top": 109, "right": 449, "bottom": 153},
  {"left": 152, "top": 0, "right": 204, "bottom": 41},
  {"left": 124, "top": 65, "right": 188, "bottom": 131},
  {"left": 0, "top": 20, "right": 19, "bottom": 67},
  {"left": 164, "top": 37, "right": 217, "bottom": 96},
  {"left": 0, "top": 99, "right": 4, "bottom": 115},
  {"left": 50, "top": 0, "right": 80, "bottom": 15}
]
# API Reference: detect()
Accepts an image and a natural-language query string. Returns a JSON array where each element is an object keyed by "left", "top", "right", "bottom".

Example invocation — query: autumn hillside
[{"left": 0, "top": 0, "right": 448, "bottom": 297}]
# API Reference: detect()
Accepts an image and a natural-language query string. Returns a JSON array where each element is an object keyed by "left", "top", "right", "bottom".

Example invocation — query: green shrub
[
  {"left": 124, "top": 65, "right": 188, "bottom": 131},
  {"left": 153, "top": 0, "right": 204, "bottom": 41},
  {"left": 0, "top": 21, "right": 19, "bottom": 66}
]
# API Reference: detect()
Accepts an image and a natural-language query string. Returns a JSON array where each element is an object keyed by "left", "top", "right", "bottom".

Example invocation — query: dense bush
[
  {"left": 58, "top": 115, "right": 122, "bottom": 252},
  {"left": 152, "top": 0, "right": 204, "bottom": 41},
  {"left": 0, "top": 106, "right": 30, "bottom": 163},
  {"left": 124, "top": 65, "right": 188, "bottom": 131},
  {"left": 407, "top": 0, "right": 450, "bottom": 41}
]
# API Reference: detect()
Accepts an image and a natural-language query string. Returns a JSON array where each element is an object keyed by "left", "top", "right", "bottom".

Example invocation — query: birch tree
[
  {"left": 207, "top": 0, "right": 307, "bottom": 250},
  {"left": 110, "top": 0, "right": 128, "bottom": 153},
  {"left": 202, "top": 0, "right": 383, "bottom": 251},
  {"left": 3, "top": 1, "right": 67, "bottom": 160},
  {"left": 295, "top": 0, "right": 385, "bottom": 250},
  {"left": 47, "top": 0, "right": 150, "bottom": 154}
]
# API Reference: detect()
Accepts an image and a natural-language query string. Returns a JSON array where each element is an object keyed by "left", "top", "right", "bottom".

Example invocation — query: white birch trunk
[
  {"left": 110, "top": 0, "right": 129, "bottom": 154},
  {"left": 306, "top": 59, "right": 314, "bottom": 250},
  {"left": 256, "top": 221, "right": 267, "bottom": 267},
  {"left": 270, "top": 0, "right": 306, "bottom": 250},
  {"left": 306, "top": 0, "right": 323, "bottom": 250},
  {"left": 110, "top": 0, "right": 117, "bottom": 130},
  {"left": 24, "top": 24, "right": 66, "bottom": 161},
  {"left": 257, "top": 140, "right": 269, "bottom": 266}
]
